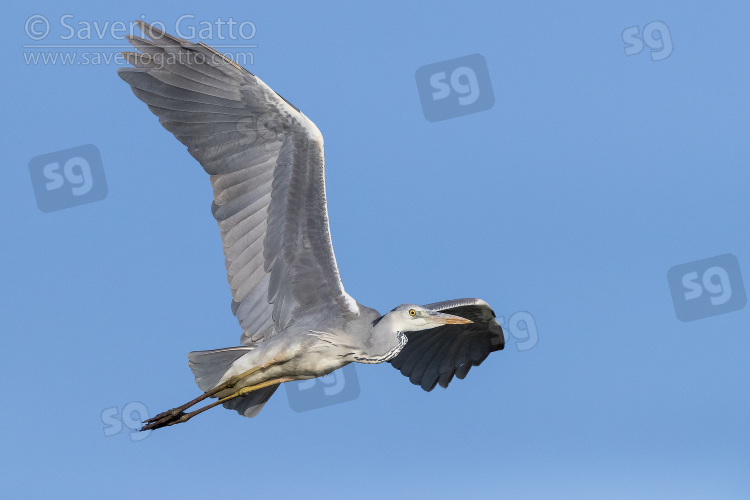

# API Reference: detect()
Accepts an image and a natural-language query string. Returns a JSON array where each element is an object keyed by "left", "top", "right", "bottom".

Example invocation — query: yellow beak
[{"left": 426, "top": 311, "right": 473, "bottom": 325}]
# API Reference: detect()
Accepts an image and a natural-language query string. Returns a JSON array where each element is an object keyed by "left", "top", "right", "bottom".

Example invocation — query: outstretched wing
[
  {"left": 389, "top": 298, "right": 504, "bottom": 391},
  {"left": 118, "top": 21, "right": 359, "bottom": 344}
]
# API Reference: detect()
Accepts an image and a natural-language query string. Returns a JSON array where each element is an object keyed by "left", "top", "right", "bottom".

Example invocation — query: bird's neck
[
  {"left": 349, "top": 315, "right": 408, "bottom": 364},
  {"left": 351, "top": 330, "right": 407, "bottom": 364}
]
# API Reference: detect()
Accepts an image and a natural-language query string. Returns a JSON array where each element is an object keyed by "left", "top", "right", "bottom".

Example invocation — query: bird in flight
[{"left": 118, "top": 21, "right": 504, "bottom": 431}]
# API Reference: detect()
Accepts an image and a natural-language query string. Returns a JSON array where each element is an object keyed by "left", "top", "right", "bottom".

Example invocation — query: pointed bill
[{"left": 425, "top": 310, "right": 473, "bottom": 325}]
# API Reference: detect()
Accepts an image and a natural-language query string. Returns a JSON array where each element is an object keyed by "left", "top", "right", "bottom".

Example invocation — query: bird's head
[
  {"left": 354, "top": 304, "right": 473, "bottom": 364},
  {"left": 377, "top": 304, "right": 473, "bottom": 333}
]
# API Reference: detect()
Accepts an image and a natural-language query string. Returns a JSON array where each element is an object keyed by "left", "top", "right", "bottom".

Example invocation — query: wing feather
[
  {"left": 119, "top": 21, "right": 358, "bottom": 344},
  {"left": 389, "top": 298, "right": 504, "bottom": 391}
]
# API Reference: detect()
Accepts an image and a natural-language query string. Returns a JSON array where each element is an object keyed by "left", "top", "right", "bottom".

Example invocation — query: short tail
[
  {"left": 187, "top": 345, "right": 279, "bottom": 418},
  {"left": 188, "top": 346, "right": 254, "bottom": 392}
]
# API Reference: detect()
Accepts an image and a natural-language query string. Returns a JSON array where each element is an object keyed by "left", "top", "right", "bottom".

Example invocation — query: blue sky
[{"left": 3, "top": 1, "right": 749, "bottom": 498}]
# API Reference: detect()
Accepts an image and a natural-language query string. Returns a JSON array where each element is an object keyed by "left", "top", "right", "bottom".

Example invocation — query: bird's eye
[{"left": 409, "top": 309, "right": 417, "bottom": 317}]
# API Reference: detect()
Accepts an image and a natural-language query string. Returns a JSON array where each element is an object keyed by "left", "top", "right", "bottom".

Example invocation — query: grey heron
[{"left": 118, "top": 21, "right": 504, "bottom": 431}]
